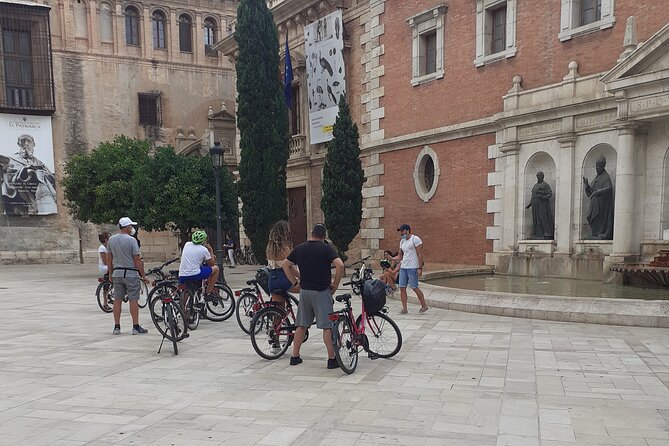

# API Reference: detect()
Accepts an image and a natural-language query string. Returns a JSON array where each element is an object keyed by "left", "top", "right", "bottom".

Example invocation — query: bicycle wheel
[
  {"left": 235, "top": 250, "right": 246, "bottom": 266},
  {"left": 356, "top": 313, "right": 402, "bottom": 358},
  {"left": 184, "top": 294, "right": 200, "bottom": 331},
  {"left": 250, "top": 306, "right": 290, "bottom": 360},
  {"left": 149, "top": 286, "right": 187, "bottom": 341},
  {"left": 166, "top": 304, "right": 179, "bottom": 356},
  {"left": 96, "top": 281, "right": 113, "bottom": 313},
  {"left": 333, "top": 317, "right": 358, "bottom": 374},
  {"left": 137, "top": 280, "right": 150, "bottom": 308},
  {"left": 235, "top": 292, "right": 258, "bottom": 335},
  {"left": 205, "top": 283, "right": 235, "bottom": 321}
]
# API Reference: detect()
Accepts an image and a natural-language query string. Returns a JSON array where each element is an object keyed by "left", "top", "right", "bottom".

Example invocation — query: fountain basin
[{"left": 393, "top": 272, "right": 669, "bottom": 327}]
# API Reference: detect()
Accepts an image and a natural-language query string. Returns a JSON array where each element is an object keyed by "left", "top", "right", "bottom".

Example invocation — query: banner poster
[
  {"left": 0, "top": 114, "right": 57, "bottom": 215},
  {"left": 304, "top": 9, "right": 346, "bottom": 144}
]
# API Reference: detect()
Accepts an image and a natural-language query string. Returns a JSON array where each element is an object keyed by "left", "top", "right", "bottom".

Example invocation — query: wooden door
[{"left": 287, "top": 187, "right": 307, "bottom": 245}]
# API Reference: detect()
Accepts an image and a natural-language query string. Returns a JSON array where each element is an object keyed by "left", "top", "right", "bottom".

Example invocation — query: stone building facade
[
  {"left": 220, "top": 0, "right": 669, "bottom": 270},
  {"left": 0, "top": 0, "right": 238, "bottom": 263}
]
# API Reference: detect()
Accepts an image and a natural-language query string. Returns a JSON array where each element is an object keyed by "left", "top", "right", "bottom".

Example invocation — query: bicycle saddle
[
  {"left": 335, "top": 293, "right": 352, "bottom": 302},
  {"left": 246, "top": 279, "right": 257, "bottom": 286},
  {"left": 272, "top": 289, "right": 290, "bottom": 298},
  {"left": 169, "top": 269, "right": 179, "bottom": 276}
]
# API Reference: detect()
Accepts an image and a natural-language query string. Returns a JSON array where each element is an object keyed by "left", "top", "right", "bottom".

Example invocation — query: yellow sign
[{"left": 323, "top": 125, "right": 333, "bottom": 133}]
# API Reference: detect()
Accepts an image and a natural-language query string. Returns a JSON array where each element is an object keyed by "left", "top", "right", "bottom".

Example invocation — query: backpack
[
  {"left": 255, "top": 267, "right": 270, "bottom": 295},
  {"left": 362, "top": 279, "right": 386, "bottom": 315}
]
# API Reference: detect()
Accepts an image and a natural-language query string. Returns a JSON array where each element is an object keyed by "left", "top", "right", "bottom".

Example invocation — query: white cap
[{"left": 118, "top": 217, "right": 138, "bottom": 227}]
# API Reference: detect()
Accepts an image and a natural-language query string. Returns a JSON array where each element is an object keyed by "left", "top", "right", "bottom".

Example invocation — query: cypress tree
[
  {"left": 321, "top": 95, "right": 366, "bottom": 261},
  {"left": 235, "top": 0, "right": 289, "bottom": 263}
]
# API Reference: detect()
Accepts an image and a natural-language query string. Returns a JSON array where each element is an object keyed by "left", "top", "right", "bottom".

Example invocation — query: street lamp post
[{"left": 209, "top": 142, "right": 225, "bottom": 283}]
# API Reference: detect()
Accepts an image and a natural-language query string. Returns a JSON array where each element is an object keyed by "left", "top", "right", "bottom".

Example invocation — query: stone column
[
  {"left": 612, "top": 122, "right": 640, "bottom": 257},
  {"left": 114, "top": 4, "right": 125, "bottom": 56},
  {"left": 142, "top": 6, "right": 151, "bottom": 59},
  {"left": 194, "top": 13, "right": 204, "bottom": 65},
  {"left": 556, "top": 131, "right": 576, "bottom": 253},
  {"left": 499, "top": 142, "right": 520, "bottom": 250},
  {"left": 89, "top": 0, "right": 99, "bottom": 51}
]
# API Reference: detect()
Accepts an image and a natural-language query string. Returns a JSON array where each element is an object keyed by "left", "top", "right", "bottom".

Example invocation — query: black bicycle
[{"left": 150, "top": 280, "right": 188, "bottom": 355}]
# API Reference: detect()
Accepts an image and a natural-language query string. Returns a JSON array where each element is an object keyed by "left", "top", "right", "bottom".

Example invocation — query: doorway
[{"left": 288, "top": 187, "right": 307, "bottom": 245}]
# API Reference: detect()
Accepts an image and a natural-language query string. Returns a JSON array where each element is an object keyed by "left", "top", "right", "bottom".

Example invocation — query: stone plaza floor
[{"left": 2, "top": 264, "right": 669, "bottom": 446}]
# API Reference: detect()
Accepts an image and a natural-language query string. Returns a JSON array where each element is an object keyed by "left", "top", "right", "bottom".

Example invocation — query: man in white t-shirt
[
  {"left": 396, "top": 224, "right": 429, "bottom": 314},
  {"left": 178, "top": 230, "right": 219, "bottom": 299}
]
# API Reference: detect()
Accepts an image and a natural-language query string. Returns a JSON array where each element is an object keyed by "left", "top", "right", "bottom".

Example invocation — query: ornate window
[
  {"left": 414, "top": 146, "right": 440, "bottom": 202},
  {"left": 73, "top": 0, "right": 88, "bottom": 38},
  {"left": 99, "top": 2, "right": 113, "bottom": 42},
  {"left": 152, "top": 10, "right": 166, "bottom": 49},
  {"left": 474, "top": 0, "right": 517, "bottom": 67},
  {"left": 0, "top": 2, "right": 55, "bottom": 114},
  {"left": 559, "top": 0, "right": 614, "bottom": 41},
  {"left": 407, "top": 5, "right": 446, "bottom": 86},
  {"left": 178, "top": 14, "right": 192, "bottom": 53},
  {"left": 204, "top": 17, "right": 217, "bottom": 55},
  {"left": 125, "top": 6, "right": 140, "bottom": 46}
]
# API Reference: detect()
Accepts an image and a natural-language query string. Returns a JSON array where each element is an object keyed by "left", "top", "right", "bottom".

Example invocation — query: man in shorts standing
[
  {"left": 106, "top": 217, "right": 150, "bottom": 335},
  {"left": 396, "top": 224, "right": 429, "bottom": 314},
  {"left": 283, "top": 224, "right": 344, "bottom": 368}
]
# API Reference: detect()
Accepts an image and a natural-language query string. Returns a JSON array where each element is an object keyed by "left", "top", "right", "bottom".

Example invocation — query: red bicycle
[{"left": 329, "top": 291, "right": 402, "bottom": 374}]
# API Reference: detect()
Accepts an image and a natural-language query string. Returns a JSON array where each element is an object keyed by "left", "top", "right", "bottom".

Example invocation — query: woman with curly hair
[{"left": 266, "top": 220, "right": 300, "bottom": 304}]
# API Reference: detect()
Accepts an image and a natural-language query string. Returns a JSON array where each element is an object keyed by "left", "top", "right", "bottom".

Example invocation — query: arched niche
[
  {"left": 580, "top": 144, "right": 617, "bottom": 240},
  {"left": 522, "top": 151, "right": 556, "bottom": 240},
  {"left": 662, "top": 147, "right": 669, "bottom": 238}
]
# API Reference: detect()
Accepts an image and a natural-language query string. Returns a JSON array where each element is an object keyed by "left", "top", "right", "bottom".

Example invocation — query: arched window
[
  {"left": 152, "top": 10, "right": 166, "bottom": 49},
  {"left": 178, "top": 14, "right": 192, "bottom": 53},
  {"left": 74, "top": 0, "right": 88, "bottom": 38},
  {"left": 125, "top": 6, "right": 140, "bottom": 45},
  {"left": 99, "top": 2, "right": 113, "bottom": 42},
  {"left": 204, "top": 17, "right": 217, "bottom": 53}
]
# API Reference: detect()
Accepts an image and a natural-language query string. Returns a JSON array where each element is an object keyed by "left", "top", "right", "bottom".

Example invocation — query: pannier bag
[
  {"left": 255, "top": 267, "right": 271, "bottom": 295},
  {"left": 362, "top": 279, "right": 386, "bottom": 315}
]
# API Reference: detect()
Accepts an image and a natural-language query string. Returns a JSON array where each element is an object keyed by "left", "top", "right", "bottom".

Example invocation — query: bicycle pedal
[
  {"left": 182, "top": 333, "right": 190, "bottom": 339},
  {"left": 368, "top": 353, "right": 379, "bottom": 360}
]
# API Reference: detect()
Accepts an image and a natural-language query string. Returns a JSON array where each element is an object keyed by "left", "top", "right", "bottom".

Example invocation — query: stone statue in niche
[
  {"left": 525, "top": 171, "right": 554, "bottom": 239},
  {"left": 582, "top": 155, "right": 614, "bottom": 240}
]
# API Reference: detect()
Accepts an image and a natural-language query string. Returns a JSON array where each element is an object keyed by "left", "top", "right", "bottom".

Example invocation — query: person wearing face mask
[
  {"left": 395, "top": 224, "right": 429, "bottom": 314},
  {"left": 106, "top": 217, "right": 150, "bottom": 335}
]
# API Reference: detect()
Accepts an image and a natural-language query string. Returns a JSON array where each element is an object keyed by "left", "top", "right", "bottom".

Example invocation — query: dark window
[
  {"left": 580, "top": 0, "right": 602, "bottom": 26},
  {"left": 420, "top": 30, "right": 437, "bottom": 76},
  {"left": 0, "top": 4, "right": 55, "bottom": 114},
  {"left": 125, "top": 7, "right": 140, "bottom": 45},
  {"left": 490, "top": 5, "right": 507, "bottom": 54},
  {"left": 178, "top": 14, "right": 192, "bottom": 53},
  {"left": 204, "top": 17, "right": 217, "bottom": 55},
  {"left": 152, "top": 10, "right": 166, "bottom": 49},
  {"left": 138, "top": 92, "right": 162, "bottom": 126},
  {"left": 289, "top": 85, "right": 300, "bottom": 136},
  {"left": 423, "top": 156, "right": 435, "bottom": 192}
]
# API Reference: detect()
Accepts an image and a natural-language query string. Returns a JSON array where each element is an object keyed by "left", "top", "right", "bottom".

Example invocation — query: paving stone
[{"left": 1, "top": 264, "right": 669, "bottom": 445}]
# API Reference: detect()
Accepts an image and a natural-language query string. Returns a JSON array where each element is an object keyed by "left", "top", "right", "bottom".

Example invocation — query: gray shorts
[
  {"left": 296, "top": 289, "right": 334, "bottom": 329},
  {"left": 112, "top": 276, "right": 141, "bottom": 301}
]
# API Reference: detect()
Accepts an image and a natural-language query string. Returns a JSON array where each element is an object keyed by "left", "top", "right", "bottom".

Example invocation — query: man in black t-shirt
[{"left": 283, "top": 223, "right": 344, "bottom": 368}]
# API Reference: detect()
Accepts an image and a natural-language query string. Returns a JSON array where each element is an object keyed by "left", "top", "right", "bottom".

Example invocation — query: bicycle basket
[
  {"left": 362, "top": 279, "right": 386, "bottom": 315},
  {"left": 255, "top": 267, "right": 271, "bottom": 294}
]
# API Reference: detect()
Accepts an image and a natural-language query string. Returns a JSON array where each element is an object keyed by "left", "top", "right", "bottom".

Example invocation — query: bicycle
[
  {"left": 149, "top": 279, "right": 188, "bottom": 356},
  {"left": 235, "top": 268, "right": 300, "bottom": 335},
  {"left": 249, "top": 289, "right": 309, "bottom": 360},
  {"left": 346, "top": 255, "right": 373, "bottom": 295},
  {"left": 329, "top": 281, "right": 402, "bottom": 374},
  {"left": 95, "top": 273, "right": 149, "bottom": 313}
]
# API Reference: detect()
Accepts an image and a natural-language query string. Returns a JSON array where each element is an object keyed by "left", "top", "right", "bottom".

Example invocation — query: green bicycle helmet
[{"left": 191, "top": 230, "right": 207, "bottom": 244}]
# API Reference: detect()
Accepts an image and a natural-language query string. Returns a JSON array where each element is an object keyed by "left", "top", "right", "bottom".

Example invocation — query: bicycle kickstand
[{"left": 158, "top": 333, "right": 167, "bottom": 354}]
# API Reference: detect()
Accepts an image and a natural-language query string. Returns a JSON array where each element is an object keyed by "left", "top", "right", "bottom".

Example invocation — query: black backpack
[{"left": 362, "top": 279, "right": 386, "bottom": 315}]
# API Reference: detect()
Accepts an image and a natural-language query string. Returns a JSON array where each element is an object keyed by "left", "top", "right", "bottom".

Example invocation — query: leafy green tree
[
  {"left": 62, "top": 136, "right": 150, "bottom": 224},
  {"left": 235, "top": 0, "right": 289, "bottom": 263},
  {"left": 132, "top": 146, "right": 238, "bottom": 245},
  {"left": 321, "top": 95, "right": 366, "bottom": 261}
]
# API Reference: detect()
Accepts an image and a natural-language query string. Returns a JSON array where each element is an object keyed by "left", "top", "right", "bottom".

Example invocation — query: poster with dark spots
[{"left": 304, "top": 10, "right": 346, "bottom": 144}]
